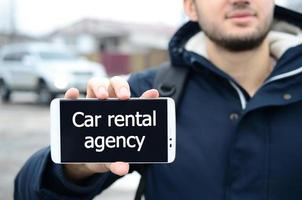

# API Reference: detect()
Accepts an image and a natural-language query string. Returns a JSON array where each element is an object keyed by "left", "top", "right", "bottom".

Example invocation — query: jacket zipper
[{"left": 229, "top": 81, "right": 247, "bottom": 110}]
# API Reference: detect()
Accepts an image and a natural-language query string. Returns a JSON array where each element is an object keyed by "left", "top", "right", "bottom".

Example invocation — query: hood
[{"left": 169, "top": 5, "right": 302, "bottom": 69}]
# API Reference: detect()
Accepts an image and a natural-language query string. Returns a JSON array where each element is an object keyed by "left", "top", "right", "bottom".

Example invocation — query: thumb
[{"left": 109, "top": 162, "right": 130, "bottom": 176}]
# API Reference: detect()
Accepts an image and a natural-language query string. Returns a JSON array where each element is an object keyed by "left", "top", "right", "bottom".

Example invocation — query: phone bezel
[{"left": 50, "top": 98, "right": 61, "bottom": 163}]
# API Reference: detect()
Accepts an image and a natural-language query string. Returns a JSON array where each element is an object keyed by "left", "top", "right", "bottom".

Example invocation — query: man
[{"left": 15, "top": 0, "right": 302, "bottom": 199}]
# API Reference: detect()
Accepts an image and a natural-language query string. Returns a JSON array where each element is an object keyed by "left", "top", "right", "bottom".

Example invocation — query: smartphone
[{"left": 50, "top": 98, "right": 176, "bottom": 163}]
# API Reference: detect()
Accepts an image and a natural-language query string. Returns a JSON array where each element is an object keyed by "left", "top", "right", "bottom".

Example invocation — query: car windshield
[{"left": 39, "top": 51, "right": 77, "bottom": 60}]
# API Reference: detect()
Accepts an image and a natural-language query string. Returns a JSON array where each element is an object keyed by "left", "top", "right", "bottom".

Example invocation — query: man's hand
[{"left": 63, "top": 76, "right": 159, "bottom": 183}]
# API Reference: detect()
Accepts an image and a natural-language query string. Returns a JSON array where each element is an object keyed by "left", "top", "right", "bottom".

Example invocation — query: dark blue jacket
[{"left": 15, "top": 5, "right": 302, "bottom": 200}]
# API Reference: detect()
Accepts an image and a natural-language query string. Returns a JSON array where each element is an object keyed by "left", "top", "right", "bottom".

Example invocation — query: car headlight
[{"left": 54, "top": 74, "right": 70, "bottom": 90}]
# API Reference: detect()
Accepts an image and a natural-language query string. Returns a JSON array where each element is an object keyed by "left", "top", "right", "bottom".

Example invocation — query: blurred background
[{"left": 0, "top": 0, "right": 301, "bottom": 199}]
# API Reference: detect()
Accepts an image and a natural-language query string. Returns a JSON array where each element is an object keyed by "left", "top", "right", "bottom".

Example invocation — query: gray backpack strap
[{"left": 134, "top": 62, "right": 189, "bottom": 200}]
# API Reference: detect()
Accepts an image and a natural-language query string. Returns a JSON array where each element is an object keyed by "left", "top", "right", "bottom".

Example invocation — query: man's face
[{"left": 188, "top": 0, "right": 275, "bottom": 51}]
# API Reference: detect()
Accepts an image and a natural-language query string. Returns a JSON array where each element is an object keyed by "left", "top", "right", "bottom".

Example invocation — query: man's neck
[{"left": 206, "top": 37, "right": 274, "bottom": 97}]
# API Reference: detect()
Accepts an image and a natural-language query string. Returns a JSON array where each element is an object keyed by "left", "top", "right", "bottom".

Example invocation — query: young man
[{"left": 15, "top": 0, "right": 302, "bottom": 199}]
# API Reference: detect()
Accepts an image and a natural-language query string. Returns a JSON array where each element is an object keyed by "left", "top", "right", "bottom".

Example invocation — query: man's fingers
[
  {"left": 64, "top": 88, "right": 80, "bottom": 99},
  {"left": 87, "top": 77, "right": 110, "bottom": 99},
  {"left": 84, "top": 162, "right": 129, "bottom": 176},
  {"left": 110, "top": 76, "right": 130, "bottom": 100},
  {"left": 86, "top": 162, "right": 129, "bottom": 176},
  {"left": 86, "top": 76, "right": 130, "bottom": 99},
  {"left": 109, "top": 162, "right": 129, "bottom": 176},
  {"left": 141, "top": 89, "right": 159, "bottom": 99}
]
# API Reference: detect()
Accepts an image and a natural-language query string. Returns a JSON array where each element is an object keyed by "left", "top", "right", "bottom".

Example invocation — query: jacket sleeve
[
  {"left": 14, "top": 147, "right": 120, "bottom": 200},
  {"left": 128, "top": 67, "right": 157, "bottom": 97}
]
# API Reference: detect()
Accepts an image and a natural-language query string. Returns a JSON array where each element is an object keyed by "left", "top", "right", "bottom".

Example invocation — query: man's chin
[
  {"left": 225, "top": 29, "right": 259, "bottom": 40},
  {"left": 203, "top": 23, "right": 270, "bottom": 52},
  {"left": 217, "top": 37, "right": 266, "bottom": 52}
]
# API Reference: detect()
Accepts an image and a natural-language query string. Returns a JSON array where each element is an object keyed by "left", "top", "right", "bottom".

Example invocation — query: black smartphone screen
[{"left": 59, "top": 99, "right": 168, "bottom": 162}]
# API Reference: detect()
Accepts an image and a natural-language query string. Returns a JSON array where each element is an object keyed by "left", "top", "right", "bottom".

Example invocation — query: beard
[
  {"left": 203, "top": 22, "right": 271, "bottom": 52},
  {"left": 202, "top": 25, "right": 272, "bottom": 52},
  {"left": 198, "top": 5, "right": 274, "bottom": 52}
]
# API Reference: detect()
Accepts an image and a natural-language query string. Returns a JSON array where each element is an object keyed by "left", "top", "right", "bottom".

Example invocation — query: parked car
[{"left": 0, "top": 42, "right": 107, "bottom": 103}]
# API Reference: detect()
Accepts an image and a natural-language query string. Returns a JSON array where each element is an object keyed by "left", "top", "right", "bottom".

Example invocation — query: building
[{"left": 47, "top": 19, "right": 177, "bottom": 75}]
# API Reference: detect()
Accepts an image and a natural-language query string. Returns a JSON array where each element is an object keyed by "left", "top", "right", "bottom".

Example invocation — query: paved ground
[{"left": 0, "top": 93, "right": 140, "bottom": 200}]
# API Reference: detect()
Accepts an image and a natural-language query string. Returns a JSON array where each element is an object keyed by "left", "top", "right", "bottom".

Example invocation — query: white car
[{"left": 0, "top": 43, "right": 107, "bottom": 103}]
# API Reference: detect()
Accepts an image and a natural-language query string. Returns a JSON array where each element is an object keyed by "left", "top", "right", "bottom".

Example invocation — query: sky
[
  {"left": 0, "top": 0, "right": 184, "bottom": 36},
  {"left": 0, "top": 0, "right": 300, "bottom": 36}
]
